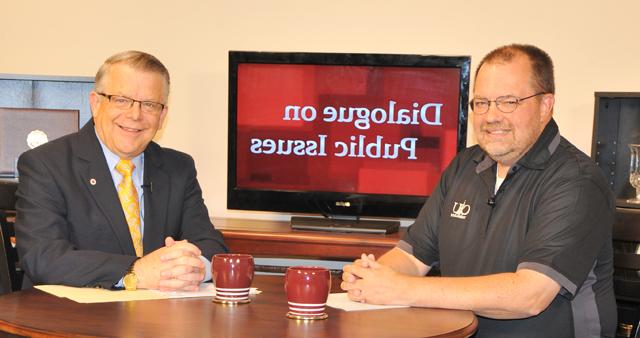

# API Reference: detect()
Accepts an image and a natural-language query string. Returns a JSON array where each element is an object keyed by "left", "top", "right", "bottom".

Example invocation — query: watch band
[{"left": 123, "top": 258, "right": 140, "bottom": 291}]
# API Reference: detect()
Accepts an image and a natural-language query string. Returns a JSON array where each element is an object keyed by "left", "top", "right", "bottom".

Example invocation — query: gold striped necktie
[{"left": 115, "top": 159, "right": 143, "bottom": 257}]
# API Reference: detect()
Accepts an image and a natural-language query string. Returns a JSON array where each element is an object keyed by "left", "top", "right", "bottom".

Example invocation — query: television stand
[{"left": 290, "top": 216, "right": 400, "bottom": 234}]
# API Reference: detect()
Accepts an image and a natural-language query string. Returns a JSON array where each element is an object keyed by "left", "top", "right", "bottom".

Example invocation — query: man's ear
[
  {"left": 158, "top": 106, "right": 168, "bottom": 128},
  {"left": 539, "top": 93, "right": 555, "bottom": 122},
  {"left": 89, "top": 91, "right": 100, "bottom": 117}
]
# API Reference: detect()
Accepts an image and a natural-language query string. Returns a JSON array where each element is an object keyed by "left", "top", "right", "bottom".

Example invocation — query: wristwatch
[{"left": 123, "top": 260, "right": 139, "bottom": 291}]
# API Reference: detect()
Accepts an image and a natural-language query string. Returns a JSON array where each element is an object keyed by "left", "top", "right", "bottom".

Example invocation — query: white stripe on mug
[
  {"left": 288, "top": 301, "right": 327, "bottom": 307},
  {"left": 289, "top": 306, "right": 325, "bottom": 312},
  {"left": 216, "top": 295, "right": 249, "bottom": 300},
  {"left": 216, "top": 291, "right": 250, "bottom": 296},
  {"left": 289, "top": 311, "right": 326, "bottom": 316},
  {"left": 215, "top": 287, "right": 251, "bottom": 292}
]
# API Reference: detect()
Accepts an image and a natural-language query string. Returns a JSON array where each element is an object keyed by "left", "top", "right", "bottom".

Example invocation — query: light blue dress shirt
[{"left": 98, "top": 136, "right": 145, "bottom": 232}]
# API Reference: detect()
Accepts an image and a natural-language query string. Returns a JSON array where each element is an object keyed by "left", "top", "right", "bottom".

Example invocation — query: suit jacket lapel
[
  {"left": 75, "top": 121, "right": 136, "bottom": 255},
  {"left": 142, "top": 143, "right": 169, "bottom": 253}
]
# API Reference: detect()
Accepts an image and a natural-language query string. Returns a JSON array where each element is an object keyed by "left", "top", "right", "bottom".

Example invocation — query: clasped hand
[
  {"left": 341, "top": 253, "right": 410, "bottom": 305},
  {"left": 133, "top": 237, "right": 205, "bottom": 291}
]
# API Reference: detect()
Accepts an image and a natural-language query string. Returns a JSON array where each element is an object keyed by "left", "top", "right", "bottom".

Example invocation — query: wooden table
[
  {"left": 214, "top": 217, "right": 405, "bottom": 261},
  {"left": 0, "top": 275, "right": 477, "bottom": 337}
]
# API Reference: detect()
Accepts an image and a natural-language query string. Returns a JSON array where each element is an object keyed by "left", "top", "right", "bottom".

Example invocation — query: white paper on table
[
  {"left": 35, "top": 283, "right": 260, "bottom": 304},
  {"left": 326, "top": 292, "right": 409, "bottom": 311}
]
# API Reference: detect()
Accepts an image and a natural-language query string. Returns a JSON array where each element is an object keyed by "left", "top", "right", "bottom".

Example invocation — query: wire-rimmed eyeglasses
[
  {"left": 96, "top": 92, "right": 165, "bottom": 115},
  {"left": 469, "top": 92, "right": 547, "bottom": 114}
]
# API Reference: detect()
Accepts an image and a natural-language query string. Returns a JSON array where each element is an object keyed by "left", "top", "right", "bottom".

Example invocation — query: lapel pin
[{"left": 89, "top": 178, "right": 97, "bottom": 186}]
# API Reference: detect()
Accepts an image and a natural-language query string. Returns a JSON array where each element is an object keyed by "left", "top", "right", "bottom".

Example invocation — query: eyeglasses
[
  {"left": 96, "top": 92, "right": 165, "bottom": 115},
  {"left": 469, "top": 92, "right": 547, "bottom": 114}
]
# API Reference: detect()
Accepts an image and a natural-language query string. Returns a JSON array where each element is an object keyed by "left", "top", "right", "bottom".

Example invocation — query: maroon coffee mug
[
  {"left": 284, "top": 266, "right": 331, "bottom": 320},
  {"left": 212, "top": 254, "right": 254, "bottom": 304}
]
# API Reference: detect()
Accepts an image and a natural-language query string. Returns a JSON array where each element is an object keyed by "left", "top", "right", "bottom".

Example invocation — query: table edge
[{"left": 0, "top": 318, "right": 97, "bottom": 338}]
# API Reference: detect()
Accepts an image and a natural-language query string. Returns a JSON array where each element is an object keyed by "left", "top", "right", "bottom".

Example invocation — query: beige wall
[{"left": 2, "top": 1, "right": 639, "bottom": 220}]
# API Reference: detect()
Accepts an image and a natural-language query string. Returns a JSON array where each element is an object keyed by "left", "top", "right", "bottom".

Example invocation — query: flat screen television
[{"left": 228, "top": 51, "right": 470, "bottom": 232}]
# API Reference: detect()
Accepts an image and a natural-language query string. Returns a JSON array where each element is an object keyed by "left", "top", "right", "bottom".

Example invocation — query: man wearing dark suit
[{"left": 15, "top": 51, "right": 227, "bottom": 290}]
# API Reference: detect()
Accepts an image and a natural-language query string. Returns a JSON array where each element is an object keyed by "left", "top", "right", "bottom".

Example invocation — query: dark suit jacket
[{"left": 15, "top": 121, "right": 227, "bottom": 288}]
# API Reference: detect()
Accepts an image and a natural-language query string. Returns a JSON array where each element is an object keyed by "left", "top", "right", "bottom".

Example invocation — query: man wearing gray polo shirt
[{"left": 341, "top": 44, "right": 616, "bottom": 337}]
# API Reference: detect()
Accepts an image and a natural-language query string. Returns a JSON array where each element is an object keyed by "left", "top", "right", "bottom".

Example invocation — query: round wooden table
[{"left": 0, "top": 275, "right": 477, "bottom": 337}]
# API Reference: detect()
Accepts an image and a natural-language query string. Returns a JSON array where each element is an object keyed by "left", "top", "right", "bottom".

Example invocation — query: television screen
[{"left": 228, "top": 51, "right": 470, "bottom": 219}]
